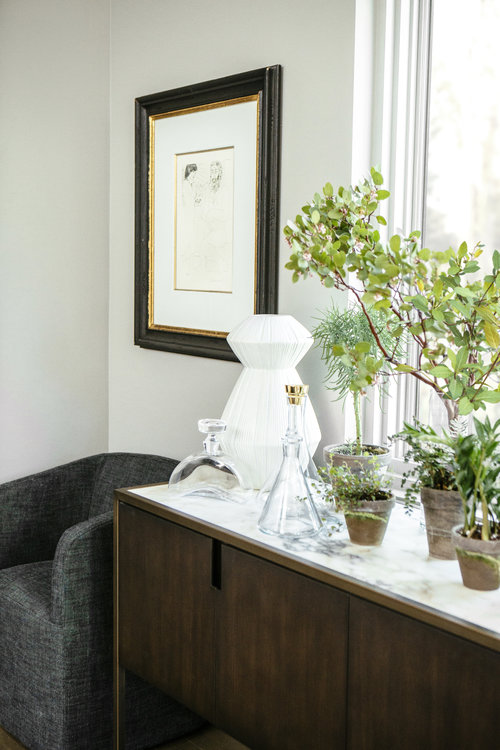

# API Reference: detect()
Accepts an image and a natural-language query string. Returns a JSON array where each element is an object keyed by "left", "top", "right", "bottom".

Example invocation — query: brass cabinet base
[{"left": 0, "top": 725, "right": 28, "bottom": 750}]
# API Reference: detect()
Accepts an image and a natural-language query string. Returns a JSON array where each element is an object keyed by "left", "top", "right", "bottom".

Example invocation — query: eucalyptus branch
[
  {"left": 390, "top": 338, "right": 401, "bottom": 360},
  {"left": 347, "top": 286, "right": 393, "bottom": 361},
  {"left": 285, "top": 169, "right": 500, "bottom": 423},
  {"left": 470, "top": 352, "right": 500, "bottom": 402}
]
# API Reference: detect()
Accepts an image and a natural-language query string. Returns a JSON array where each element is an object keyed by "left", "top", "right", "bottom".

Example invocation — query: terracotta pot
[
  {"left": 452, "top": 525, "right": 500, "bottom": 591},
  {"left": 343, "top": 498, "right": 395, "bottom": 546},
  {"left": 420, "top": 487, "right": 463, "bottom": 560},
  {"left": 323, "top": 444, "right": 391, "bottom": 474}
]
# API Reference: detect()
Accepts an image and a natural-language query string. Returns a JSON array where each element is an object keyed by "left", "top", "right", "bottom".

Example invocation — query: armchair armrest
[
  {"left": 51, "top": 511, "right": 114, "bottom": 626},
  {"left": 0, "top": 455, "right": 102, "bottom": 568}
]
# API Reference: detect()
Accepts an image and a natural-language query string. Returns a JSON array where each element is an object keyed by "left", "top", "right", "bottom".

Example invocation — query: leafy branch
[{"left": 285, "top": 169, "right": 500, "bottom": 424}]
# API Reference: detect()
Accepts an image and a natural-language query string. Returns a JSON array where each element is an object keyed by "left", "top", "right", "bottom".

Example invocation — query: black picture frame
[{"left": 134, "top": 65, "right": 282, "bottom": 361}]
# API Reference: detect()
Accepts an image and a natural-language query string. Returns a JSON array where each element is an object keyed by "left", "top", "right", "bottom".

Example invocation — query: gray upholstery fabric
[
  {"left": 0, "top": 453, "right": 205, "bottom": 750},
  {"left": 0, "top": 455, "right": 101, "bottom": 569},
  {"left": 88, "top": 453, "right": 174, "bottom": 517}
]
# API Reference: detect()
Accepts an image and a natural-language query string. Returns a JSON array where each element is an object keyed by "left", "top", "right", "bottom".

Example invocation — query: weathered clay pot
[
  {"left": 344, "top": 498, "right": 395, "bottom": 546},
  {"left": 323, "top": 444, "right": 391, "bottom": 474},
  {"left": 452, "top": 525, "right": 500, "bottom": 591},
  {"left": 420, "top": 487, "right": 463, "bottom": 560}
]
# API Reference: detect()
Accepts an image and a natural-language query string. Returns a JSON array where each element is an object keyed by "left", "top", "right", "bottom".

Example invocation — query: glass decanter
[
  {"left": 258, "top": 386, "right": 323, "bottom": 538},
  {"left": 167, "top": 419, "right": 249, "bottom": 502},
  {"left": 295, "top": 384, "right": 325, "bottom": 496},
  {"left": 258, "top": 385, "right": 324, "bottom": 500}
]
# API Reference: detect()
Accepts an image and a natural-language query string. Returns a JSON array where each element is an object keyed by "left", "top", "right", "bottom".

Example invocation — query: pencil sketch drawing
[{"left": 174, "top": 147, "right": 234, "bottom": 293}]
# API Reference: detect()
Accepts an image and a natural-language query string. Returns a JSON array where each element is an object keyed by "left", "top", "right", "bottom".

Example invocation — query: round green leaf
[
  {"left": 458, "top": 396, "right": 474, "bottom": 415},
  {"left": 429, "top": 365, "right": 453, "bottom": 378}
]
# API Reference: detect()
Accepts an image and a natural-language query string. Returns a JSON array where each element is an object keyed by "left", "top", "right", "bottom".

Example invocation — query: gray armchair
[{"left": 0, "top": 453, "right": 205, "bottom": 750}]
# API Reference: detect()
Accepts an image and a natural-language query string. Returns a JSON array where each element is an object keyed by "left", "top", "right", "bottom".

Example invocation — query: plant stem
[
  {"left": 353, "top": 391, "right": 362, "bottom": 454},
  {"left": 443, "top": 398, "right": 459, "bottom": 426},
  {"left": 481, "top": 486, "right": 490, "bottom": 541},
  {"left": 477, "top": 448, "right": 490, "bottom": 541}
]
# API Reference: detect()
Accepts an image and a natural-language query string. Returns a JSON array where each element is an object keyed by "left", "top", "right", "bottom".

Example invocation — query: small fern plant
[{"left": 314, "top": 304, "right": 397, "bottom": 453}]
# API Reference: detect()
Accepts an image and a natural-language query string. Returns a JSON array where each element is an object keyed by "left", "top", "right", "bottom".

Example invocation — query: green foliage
[
  {"left": 313, "top": 304, "right": 396, "bottom": 450},
  {"left": 313, "top": 304, "right": 395, "bottom": 401},
  {"left": 397, "top": 417, "right": 500, "bottom": 541},
  {"left": 284, "top": 170, "right": 500, "bottom": 425},
  {"left": 328, "top": 441, "right": 387, "bottom": 457},
  {"left": 393, "top": 421, "right": 457, "bottom": 508},
  {"left": 322, "top": 463, "right": 392, "bottom": 511},
  {"left": 453, "top": 416, "right": 500, "bottom": 540}
]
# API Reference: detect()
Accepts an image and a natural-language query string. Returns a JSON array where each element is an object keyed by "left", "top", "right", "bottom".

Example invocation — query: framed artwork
[{"left": 134, "top": 65, "right": 282, "bottom": 360}]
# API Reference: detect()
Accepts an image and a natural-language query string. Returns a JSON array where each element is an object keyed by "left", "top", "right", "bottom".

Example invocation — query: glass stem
[
  {"left": 203, "top": 433, "right": 221, "bottom": 456},
  {"left": 287, "top": 402, "right": 300, "bottom": 438}
]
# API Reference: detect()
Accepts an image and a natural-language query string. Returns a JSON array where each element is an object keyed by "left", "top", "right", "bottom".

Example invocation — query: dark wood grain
[
  {"left": 348, "top": 596, "right": 500, "bottom": 750},
  {"left": 115, "top": 489, "right": 500, "bottom": 653},
  {"left": 117, "top": 503, "right": 216, "bottom": 721},
  {"left": 216, "top": 545, "right": 348, "bottom": 750}
]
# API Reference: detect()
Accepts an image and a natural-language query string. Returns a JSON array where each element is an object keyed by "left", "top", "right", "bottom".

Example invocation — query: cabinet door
[
  {"left": 118, "top": 503, "right": 215, "bottom": 721},
  {"left": 348, "top": 596, "right": 500, "bottom": 750},
  {"left": 217, "top": 545, "right": 348, "bottom": 750}
]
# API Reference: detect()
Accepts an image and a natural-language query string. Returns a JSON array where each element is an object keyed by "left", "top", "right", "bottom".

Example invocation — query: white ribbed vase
[{"left": 221, "top": 314, "right": 321, "bottom": 490}]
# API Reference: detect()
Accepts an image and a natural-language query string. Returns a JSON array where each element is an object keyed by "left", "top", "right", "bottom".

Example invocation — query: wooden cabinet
[
  {"left": 347, "top": 597, "right": 500, "bottom": 750},
  {"left": 217, "top": 546, "right": 348, "bottom": 750},
  {"left": 114, "top": 491, "right": 500, "bottom": 750},
  {"left": 116, "top": 502, "right": 348, "bottom": 749},
  {"left": 118, "top": 504, "right": 216, "bottom": 720}
]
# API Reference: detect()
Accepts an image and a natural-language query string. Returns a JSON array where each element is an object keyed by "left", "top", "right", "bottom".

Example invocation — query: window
[
  {"left": 419, "top": 0, "right": 500, "bottom": 431},
  {"left": 354, "top": 0, "right": 500, "bottom": 455}
]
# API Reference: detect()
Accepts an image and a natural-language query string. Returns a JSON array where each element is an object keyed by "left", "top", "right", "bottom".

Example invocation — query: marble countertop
[{"left": 127, "top": 484, "right": 500, "bottom": 640}]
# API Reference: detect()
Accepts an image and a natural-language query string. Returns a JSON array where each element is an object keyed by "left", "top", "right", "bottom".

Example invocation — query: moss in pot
[{"left": 323, "top": 463, "right": 394, "bottom": 546}]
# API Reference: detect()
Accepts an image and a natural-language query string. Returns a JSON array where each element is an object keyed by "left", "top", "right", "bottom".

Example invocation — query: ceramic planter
[
  {"left": 323, "top": 444, "right": 391, "bottom": 474},
  {"left": 452, "top": 525, "right": 500, "bottom": 591},
  {"left": 343, "top": 498, "right": 395, "bottom": 546},
  {"left": 420, "top": 487, "right": 463, "bottom": 560}
]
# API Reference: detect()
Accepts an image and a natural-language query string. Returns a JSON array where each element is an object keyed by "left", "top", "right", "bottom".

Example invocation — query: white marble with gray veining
[{"left": 128, "top": 485, "right": 500, "bottom": 638}]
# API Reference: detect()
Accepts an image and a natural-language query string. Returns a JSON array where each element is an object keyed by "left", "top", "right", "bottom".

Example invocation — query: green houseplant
[
  {"left": 451, "top": 416, "right": 500, "bottom": 590},
  {"left": 284, "top": 168, "right": 500, "bottom": 428},
  {"left": 401, "top": 417, "right": 500, "bottom": 588},
  {"left": 323, "top": 462, "right": 394, "bottom": 546},
  {"left": 314, "top": 304, "right": 394, "bottom": 470},
  {"left": 395, "top": 421, "right": 462, "bottom": 559}
]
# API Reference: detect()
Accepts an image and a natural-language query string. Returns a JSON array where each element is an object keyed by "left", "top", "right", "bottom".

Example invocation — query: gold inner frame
[{"left": 148, "top": 94, "right": 260, "bottom": 338}]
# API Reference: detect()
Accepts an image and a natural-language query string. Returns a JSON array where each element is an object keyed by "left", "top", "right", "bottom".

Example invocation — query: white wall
[
  {"left": 0, "top": 0, "right": 358, "bottom": 482},
  {"left": 108, "top": 0, "right": 356, "bottom": 462},
  {"left": 0, "top": 0, "right": 110, "bottom": 482}
]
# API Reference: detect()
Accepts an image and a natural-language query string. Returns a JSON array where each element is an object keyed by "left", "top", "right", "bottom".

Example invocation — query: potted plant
[
  {"left": 323, "top": 462, "right": 394, "bottom": 546},
  {"left": 451, "top": 416, "right": 500, "bottom": 590},
  {"left": 284, "top": 168, "right": 500, "bottom": 428},
  {"left": 394, "top": 421, "right": 462, "bottom": 559},
  {"left": 285, "top": 168, "right": 500, "bottom": 557},
  {"left": 313, "top": 303, "right": 395, "bottom": 472}
]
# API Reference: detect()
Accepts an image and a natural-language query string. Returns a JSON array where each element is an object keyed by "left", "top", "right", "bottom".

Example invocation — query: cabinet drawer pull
[{"left": 211, "top": 539, "right": 222, "bottom": 589}]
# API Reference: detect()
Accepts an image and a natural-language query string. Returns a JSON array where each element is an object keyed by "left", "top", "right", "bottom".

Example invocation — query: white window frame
[{"left": 351, "top": 0, "right": 434, "bottom": 476}]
